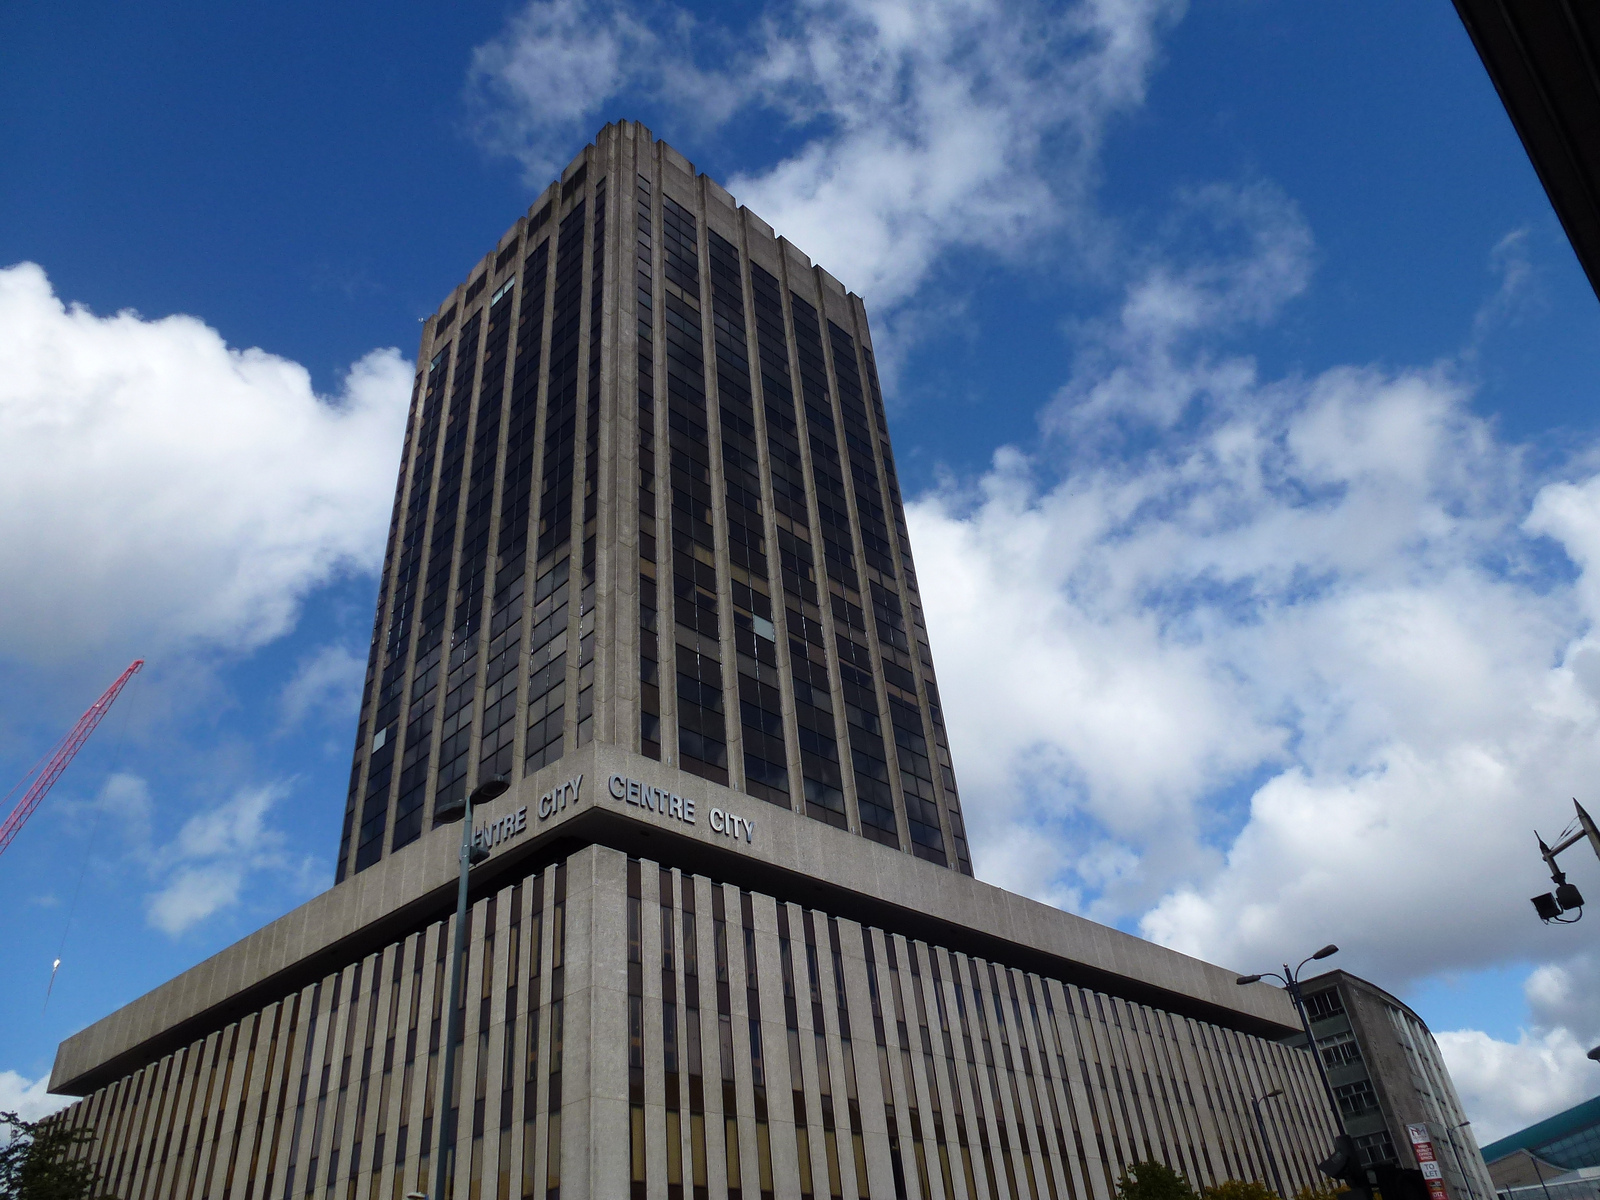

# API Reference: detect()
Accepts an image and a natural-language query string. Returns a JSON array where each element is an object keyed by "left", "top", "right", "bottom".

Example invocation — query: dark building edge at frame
[
  {"left": 1451, "top": 0, "right": 1600, "bottom": 304},
  {"left": 335, "top": 121, "right": 973, "bottom": 887},
  {"left": 49, "top": 844, "right": 1339, "bottom": 1200}
]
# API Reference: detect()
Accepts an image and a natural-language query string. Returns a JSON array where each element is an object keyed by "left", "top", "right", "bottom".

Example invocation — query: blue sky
[{"left": 3, "top": 0, "right": 1599, "bottom": 1139}]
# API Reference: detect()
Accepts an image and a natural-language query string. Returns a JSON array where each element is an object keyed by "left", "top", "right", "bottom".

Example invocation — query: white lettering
[
  {"left": 743, "top": 818, "right": 754, "bottom": 844},
  {"left": 710, "top": 808, "right": 725, "bottom": 833},
  {"left": 465, "top": 796, "right": 539, "bottom": 858},
  {"left": 604, "top": 777, "right": 704, "bottom": 826},
  {"left": 534, "top": 777, "right": 586, "bottom": 822}
]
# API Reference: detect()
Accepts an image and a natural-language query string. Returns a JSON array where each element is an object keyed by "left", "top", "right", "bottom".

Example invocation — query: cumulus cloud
[
  {"left": 144, "top": 782, "right": 321, "bottom": 936},
  {"left": 56, "top": 773, "right": 323, "bottom": 936},
  {"left": 72, "top": 771, "right": 156, "bottom": 848},
  {"left": 279, "top": 643, "right": 367, "bottom": 732},
  {"left": 1441, "top": 1026, "right": 1595, "bottom": 1142},
  {"left": 898, "top": 184, "right": 1600, "bottom": 1129},
  {"left": 1438, "top": 951, "right": 1600, "bottom": 1140},
  {"left": 1048, "top": 181, "right": 1315, "bottom": 437},
  {"left": 470, "top": 0, "right": 1182, "bottom": 306},
  {"left": 0, "top": 1070, "right": 70, "bottom": 1125},
  {"left": 0, "top": 263, "right": 412, "bottom": 669}
]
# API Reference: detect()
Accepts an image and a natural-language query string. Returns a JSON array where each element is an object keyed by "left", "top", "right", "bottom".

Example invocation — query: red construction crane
[{"left": 0, "top": 658, "right": 144, "bottom": 859}]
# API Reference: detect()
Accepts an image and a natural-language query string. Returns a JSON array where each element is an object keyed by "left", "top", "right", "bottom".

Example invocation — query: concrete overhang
[{"left": 52, "top": 743, "right": 1304, "bottom": 1096}]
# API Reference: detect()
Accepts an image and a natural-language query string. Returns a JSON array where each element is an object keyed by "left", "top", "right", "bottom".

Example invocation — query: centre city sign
[
  {"left": 536, "top": 774, "right": 584, "bottom": 820},
  {"left": 471, "top": 805, "right": 529, "bottom": 854},
  {"left": 472, "top": 774, "right": 585, "bottom": 856},
  {"left": 606, "top": 773, "right": 756, "bottom": 846},
  {"left": 465, "top": 770, "right": 758, "bottom": 858}
]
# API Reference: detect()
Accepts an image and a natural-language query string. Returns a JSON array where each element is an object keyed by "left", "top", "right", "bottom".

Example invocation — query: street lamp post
[
  {"left": 1251, "top": 1088, "right": 1289, "bottom": 1200},
  {"left": 1237, "top": 945, "right": 1346, "bottom": 1134},
  {"left": 1237, "top": 946, "right": 1366, "bottom": 1195},
  {"left": 1519, "top": 1150, "right": 1555, "bottom": 1200},
  {"left": 1443, "top": 1120, "right": 1478, "bottom": 1200},
  {"left": 424, "top": 776, "right": 509, "bottom": 1200}
]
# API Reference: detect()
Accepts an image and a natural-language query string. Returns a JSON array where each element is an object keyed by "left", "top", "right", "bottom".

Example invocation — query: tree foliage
[
  {"left": 1294, "top": 1185, "right": 1350, "bottom": 1200},
  {"left": 0, "top": 1111, "right": 103, "bottom": 1200},
  {"left": 1202, "top": 1180, "right": 1281, "bottom": 1200},
  {"left": 1117, "top": 1160, "right": 1200, "bottom": 1200}
]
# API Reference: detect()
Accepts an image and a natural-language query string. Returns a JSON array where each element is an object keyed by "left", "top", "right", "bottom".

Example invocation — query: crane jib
[{"left": 0, "top": 658, "right": 144, "bottom": 858}]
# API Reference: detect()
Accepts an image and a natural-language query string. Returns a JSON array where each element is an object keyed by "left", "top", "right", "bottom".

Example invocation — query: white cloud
[
  {"left": 1524, "top": 951, "right": 1600, "bottom": 1039},
  {"left": 1435, "top": 951, "right": 1600, "bottom": 1141},
  {"left": 469, "top": 0, "right": 658, "bottom": 181},
  {"left": 142, "top": 781, "right": 322, "bottom": 936},
  {"left": 0, "top": 1070, "right": 70, "bottom": 1125},
  {"left": 279, "top": 643, "right": 366, "bottom": 732},
  {"left": 898, "top": 191, "right": 1600, "bottom": 1132},
  {"left": 1439, "top": 1026, "right": 1595, "bottom": 1143},
  {"left": 147, "top": 863, "right": 250, "bottom": 937},
  {"left": 46, "top": 771, "right": 322, "bottom": 936},
  {"left": 0, "top": 263, "right": 411, "bottom": 669},
  {"left": 49, "top": 771, "right": 156, "bottom": 849},
  {"left": 1048, "top": 181, "right": 1314, "bottom": 436},
  {"left": 470, "top": 0, "right": 1183, "bottom": 308}
]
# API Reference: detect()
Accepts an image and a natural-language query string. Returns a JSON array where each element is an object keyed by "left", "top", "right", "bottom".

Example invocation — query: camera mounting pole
[{"left": 1530, "top": 799, "right": 1600, "bottom": 923}]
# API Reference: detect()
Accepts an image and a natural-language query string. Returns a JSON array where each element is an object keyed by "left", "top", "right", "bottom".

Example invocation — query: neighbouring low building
[{"left": 1287, "top": 970, "right": 1495, "bottom": 1200}]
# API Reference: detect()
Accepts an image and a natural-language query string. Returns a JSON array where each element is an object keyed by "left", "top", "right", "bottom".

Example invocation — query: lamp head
[
  {"left": 433, "top": 795, "right": 467, "bottom": 824},
  {"left": 1312, "top": 944, "right": 1339, "bottom": 960},
  {"left": 1236, "top": 974, "right": 1262, "bottom": 986},
  {"left": 471, "top": 776, "right": 511, "bottom": 805},
  {"left": 1265, "top": 1088, "right": 1283, "bottom": 1099}
]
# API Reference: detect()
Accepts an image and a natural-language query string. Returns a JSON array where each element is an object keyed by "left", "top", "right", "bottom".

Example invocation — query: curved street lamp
[
  {"left": 1251, "top": 1088, "right": 1288, "bottom": 1200},
  {"left": 1443, "top": 1120, "right": 1480, "bottom": 1200},
  {"left": 421, "top": 776, "right": 510, "bottom": 1200},
  {"left": 1237, "top": 945, "right": 1364, "bottom": 1194}
]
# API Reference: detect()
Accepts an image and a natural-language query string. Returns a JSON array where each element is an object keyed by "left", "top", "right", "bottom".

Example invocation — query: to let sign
[{"left": 1408, "top": 1124, "right": 1448, "bottom": 1200}]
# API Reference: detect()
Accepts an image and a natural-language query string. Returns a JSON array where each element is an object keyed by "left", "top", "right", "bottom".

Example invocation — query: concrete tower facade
[
  {"left": 48, "top": 126, "right": 1348, "bottom": 1200},
  {"left": 338, "top": 121, "right": 969, "bottom": 885}
]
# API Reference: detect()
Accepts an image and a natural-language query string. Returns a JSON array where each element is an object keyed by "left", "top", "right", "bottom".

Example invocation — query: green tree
[
  {"left": 1203, "top": 1181, "right": 1281, "bottom": 1200},
  {"left": 1117, "top": 1160, "right": 1200, "bottom": 1200},
  {"left": 0, "top": 1111, "right": 103, "bottom": 1200},
  {"left": 1293, "top": 1185, "right": 1349, "bottom": 1200}
]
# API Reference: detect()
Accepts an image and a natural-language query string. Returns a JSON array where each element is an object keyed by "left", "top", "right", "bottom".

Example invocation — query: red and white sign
[{"left": 1408, "top": 1124, "right": 1449, "bottom": 1200}]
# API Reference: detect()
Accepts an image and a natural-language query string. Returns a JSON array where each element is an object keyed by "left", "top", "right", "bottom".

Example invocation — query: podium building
[{"left": 48, "top": 123, "right": 1342, "bottom": 1200}]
